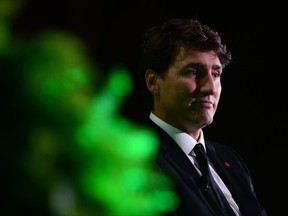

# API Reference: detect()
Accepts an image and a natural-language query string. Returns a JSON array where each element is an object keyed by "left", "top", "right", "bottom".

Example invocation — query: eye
[
  {"left": 183, "top": 68, "right": 198, "bottom": 77},
  {"left": 212, "top": 71, "right": 221, "bottom": 79}
]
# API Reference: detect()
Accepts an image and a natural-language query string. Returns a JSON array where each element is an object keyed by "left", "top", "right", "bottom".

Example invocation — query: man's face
[{"left": 148, "top": 49, "right": 223, "bottom": 133}]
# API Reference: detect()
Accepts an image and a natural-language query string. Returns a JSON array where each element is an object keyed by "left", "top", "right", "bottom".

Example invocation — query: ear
[{"left": 145, "top": 69, "right": 158, "bottom": 93}]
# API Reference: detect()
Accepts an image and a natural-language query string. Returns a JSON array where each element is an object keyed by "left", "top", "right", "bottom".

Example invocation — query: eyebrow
[{"left": 184, "top": 63, "right": 223, "bottom": 70}]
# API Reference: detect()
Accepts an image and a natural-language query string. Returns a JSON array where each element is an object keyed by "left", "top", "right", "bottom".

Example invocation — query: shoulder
[
  {"left": 205, "top": 138, "right": 239, "bottom": 155},
  {"left": 205, "top": 138, "right": 249, "bottom": 171}
]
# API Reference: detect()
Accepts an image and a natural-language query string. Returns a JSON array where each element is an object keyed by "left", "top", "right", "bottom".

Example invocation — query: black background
[{"left": 10, "top": 0, "right": 287, "bottom": 215}]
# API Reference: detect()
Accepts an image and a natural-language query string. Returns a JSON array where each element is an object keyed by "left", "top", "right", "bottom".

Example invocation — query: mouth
[{"left": 194, "top": 100, "right": 213, "bottom": 108}]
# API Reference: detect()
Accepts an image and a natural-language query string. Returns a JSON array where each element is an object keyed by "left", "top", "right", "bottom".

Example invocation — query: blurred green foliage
[{"left": 2, "top": 1, "right": 178, "bottom": 215}]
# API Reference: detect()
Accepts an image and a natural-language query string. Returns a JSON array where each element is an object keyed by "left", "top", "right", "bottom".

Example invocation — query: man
[{"left": 139, "top": 18, "right": 267, "bottom": 216}]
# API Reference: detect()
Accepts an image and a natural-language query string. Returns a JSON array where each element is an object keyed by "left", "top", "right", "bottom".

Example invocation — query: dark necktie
[{"left": 193, "top": 143, "right": 236, "bottom": 216}]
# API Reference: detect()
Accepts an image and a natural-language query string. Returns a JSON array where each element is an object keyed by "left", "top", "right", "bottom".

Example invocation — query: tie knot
[
  {"left": 193, "top": 143, "right": 209, "bottom": 176},
  {"left": 194, "top": 143, "right": 206, "bottom": 159}
]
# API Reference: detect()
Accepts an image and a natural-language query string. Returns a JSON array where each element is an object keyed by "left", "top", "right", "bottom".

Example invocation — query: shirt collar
[{"left": 149, "top": 112, "right": 206, "bottom": 155}]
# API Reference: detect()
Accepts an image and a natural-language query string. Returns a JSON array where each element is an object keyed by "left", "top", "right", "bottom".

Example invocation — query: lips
[{"left": 194, "top": 100, "right": 213, "bottom": 108}]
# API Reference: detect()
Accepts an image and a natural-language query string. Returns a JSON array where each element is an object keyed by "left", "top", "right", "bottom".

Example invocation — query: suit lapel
[
  {"left": 205, "top": 140, "right": 260, "bottom": 215},
  {"left": 152, "top": 123, "right": 220, "bottom": 215},
  {"left": 205, "top": 141, "right": 237, "bottom": 195},
  {"left": 148, "top": 119, "right": 199, "bottom": 186}
]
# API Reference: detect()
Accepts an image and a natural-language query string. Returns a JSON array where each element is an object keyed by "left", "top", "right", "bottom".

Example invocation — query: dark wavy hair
[{"left": 138, "top": 18, "right": 232, "bottom": 110}]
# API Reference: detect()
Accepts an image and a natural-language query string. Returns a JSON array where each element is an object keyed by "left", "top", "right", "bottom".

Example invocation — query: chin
[{"left": 200, "top": 116, "right": 213, "bottom": 127}]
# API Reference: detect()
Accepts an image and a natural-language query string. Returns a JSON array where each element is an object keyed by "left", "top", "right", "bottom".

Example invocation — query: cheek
[
  {"left": 214, "top": 81, "right": 222, "bottom": 94},
  {"left": 160, "top": 81, "right": 181, "bottom": 101},
  {"left": 217, "top": 85, "right": 222, "bottom": 97},
  {"left": 183, "top": 81, "right": 197, "bottom": 94},
  {"left": 214, "top": 86, "right": 222, "bottom": 107}
]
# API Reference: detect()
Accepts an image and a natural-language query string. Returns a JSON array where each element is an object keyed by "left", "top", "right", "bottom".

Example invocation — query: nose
[{"left": 199, "top": 74, "right": 217, "bottom": 95}]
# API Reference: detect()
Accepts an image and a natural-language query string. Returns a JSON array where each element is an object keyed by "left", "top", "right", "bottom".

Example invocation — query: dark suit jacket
[{"left": 146, "top": 119, "right": 267, "bottom": 216}]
